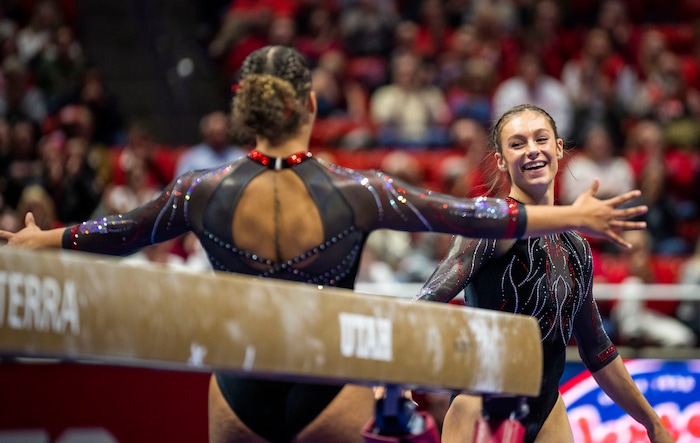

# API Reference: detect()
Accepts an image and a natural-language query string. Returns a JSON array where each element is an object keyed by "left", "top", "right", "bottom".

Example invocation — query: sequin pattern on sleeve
[
  {"left": 333, "top": 166, "right": 527, "bottom": 238},
  {"left": 63, "top": 167, "right": 229, "bottom": 255}
]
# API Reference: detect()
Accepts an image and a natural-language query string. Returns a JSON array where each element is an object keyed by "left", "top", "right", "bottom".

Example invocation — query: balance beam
[{"left": 0, "top": 247, "right": 542, "bottom": 396}]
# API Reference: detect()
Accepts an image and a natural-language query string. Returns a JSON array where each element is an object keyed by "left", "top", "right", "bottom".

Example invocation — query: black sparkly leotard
[
  {"left": 416, "top": 198, "right": 617, "bottom": 443},
  {"left": 62, "top": 153, "right": 527, "bottom": 442}
]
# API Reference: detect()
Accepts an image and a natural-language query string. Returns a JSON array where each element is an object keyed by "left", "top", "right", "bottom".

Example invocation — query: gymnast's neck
[{"left": 254, "top": 120, "right": 314, "bottom": 158}]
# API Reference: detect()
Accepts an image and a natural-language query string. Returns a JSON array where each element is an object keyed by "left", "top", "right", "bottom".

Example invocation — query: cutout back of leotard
[{"left": 200, "top": 158, "right": 365, "bottom": 288}]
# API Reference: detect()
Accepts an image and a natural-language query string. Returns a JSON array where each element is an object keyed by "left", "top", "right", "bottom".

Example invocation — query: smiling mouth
[{"left": 523, "top": 161, "right": 547, "bottom": 171}]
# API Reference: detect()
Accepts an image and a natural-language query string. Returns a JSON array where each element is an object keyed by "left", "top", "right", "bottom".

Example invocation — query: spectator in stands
[
  {"left": 560, "top": 27, "right": 636, "bottom": 146},
  {"left": 216, "top": 5, "right": 299, "bottom": 81},
  {"left": 395, "top": 231, "right": 453, "bottom": 283},
  {"left": 294, "top": 3, "right": 342, "bottom": 69},
  {"left": 678, "top": 236, "right": 700, "bottom": 341},
  {"left": 15, "top": 184, "right": 62, "bottom": 230},
  {"left": 624, "top": 119, "right": 691, "bottom": 254},
  {"left": 122, "top": 238, "right": 188, "bottom": 270},
  {"left": 434, "top": 22, "right": 474, "bottom": 89},
  {"left": 610, "top": 229, "right": 696, "bottom": 348},
  {"left": 559, "top": 125, "right": 635, "bottom": 207},
  {"left": 629, "top": 48, "right": 700, "bottom": 127},
  {"left": 180, "top": 231, "right": 213, "bottom": 273},
  {"left": 443, "top": 58, "right": 495, "bottom": 128},
  {"left": 392, "top": 20, "right": 419, "bottom": 60},
  {"left": 338, "top": 0, "right": 399, "bottom": 91},
  {"left": 266, "top": 14, "right": 297, "bottom": 50},
  {"left": 595, "top": 0, "right": 641, "bottom": 67},
  {"left": 458, "top": 0, "right": 519, "bottom": 36},
  {"left": 370, "top": 51, "right": 451, "bottom": 147},
  {"left": 339, "top": 0, "right": 398, "bottom": 59},
  {"left": 311, "top": 61, "right": 345, "bottom": 119},
  {"left": 0, "top": 204, "right": 19, "bottom": 243},
  {"left": 14, "top": 0, "right": 62, "bottom": 67},
  {"left": 174, "top": 111, "right": 246, "bottom": 177},
  {"left": 100, "top": 156, "right": 160, "bottom": 216},
  {"left": 33, "top": 24, "right": 87, "bottom": 112},
  {"left": 468, "top": 1, "right": 519, "bottom": 82},
  {"left": 555, "top": 126, "right": 635, "bottom": 255},
  {"left": 362, "top": 150, "right": 426, "bottom": 281},
  {"left": 434, "top": 5, "right": 509, "bottom": 92},
  {"left": 36, "top": 132, "right": 64, "bottom": 209},
  {"left": 40, "top": 103, "right": 113, "bottom": 198},
  {"left": 411, "top": 0, "right": 453, "bottom": 61},
  {"left": 57, "top": 136, "right": 103, "bottom": 223},
  {"left": 0, "top": 27, "right": 19, "bottom": 62},
  {"left": 0, "top": 3, "right": 17, "bottom": 42},
  {"left": 207, "top": 0, "right": 298, "bottom": 64},
  {"left": 310, "top": 50, "right": 375, "bottom": 148},
  {"left": 632, "top": 27, "right": 668, "bottom": 85},
  {"left": 3, "top": 119, "right": 41, "bottom": 209},
  {"left": 54, "top": 103, "right": 93, "bottom": 140},
  {"left": 663, "top": 119, "right": 700, "bottom": 244},
  {"left": 0, "top": 116, "right": 10, "bottom": 172},
  {"left": 111, "top": 122, "right": 174, "bottom": 190},
  {"left": 518, "top": 0, "right": 573, "bottom": 79},
  {"left": 491, "top": 52, "right": 573, "bottom": 141},
  {"left": 0, "top": 55, "right": 47, "bottom": 128},
  {"left": 356, "top": 243, "right": 401, "bottom": 284},
  {"left": 685, "top": 17, "right": 700, "bottom": 90},
  {"left": 57, "top": 66, "right": 125, "bottom": 146},
  {"left": 438, "top": 117, "right": 493, "bottom": 198}
]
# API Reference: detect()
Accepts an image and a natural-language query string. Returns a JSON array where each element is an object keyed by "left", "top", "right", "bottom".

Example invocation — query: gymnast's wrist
[{"left": 563, "top": 205, "right": 584, "bottom": 232}]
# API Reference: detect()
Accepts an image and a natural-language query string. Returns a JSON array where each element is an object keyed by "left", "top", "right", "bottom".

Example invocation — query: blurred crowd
[{"left": 2, "top": 0, "right": 700, "bottom": 347}]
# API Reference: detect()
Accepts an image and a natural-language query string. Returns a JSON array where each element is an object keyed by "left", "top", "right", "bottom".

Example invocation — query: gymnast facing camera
[
  {"left": 415, "top": 104, "right": 675, "bottom": 443},
  {"left": 0, "top": 46, "right": 651, "bottom": 443}
]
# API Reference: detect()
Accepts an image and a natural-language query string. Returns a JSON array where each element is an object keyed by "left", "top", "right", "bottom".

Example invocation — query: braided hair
[{"left": 230, "top": 46, "right": 313, "bottom": 146}]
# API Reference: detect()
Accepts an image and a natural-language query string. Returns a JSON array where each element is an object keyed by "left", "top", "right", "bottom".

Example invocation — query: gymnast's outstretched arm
[
  {"left": 357, "top": 171, "right": 646, "bottom": 249},
  {"left": 1, "top": 176, "right": 646, "bottom": 250},
  {"left": 0, "top": 171, "right": 200, "bottom": 253}
]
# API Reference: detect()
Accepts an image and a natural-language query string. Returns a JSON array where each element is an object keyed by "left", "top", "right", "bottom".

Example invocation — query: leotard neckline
[{"left": 248, "top": 150, "right": 313, "bottom": 170}]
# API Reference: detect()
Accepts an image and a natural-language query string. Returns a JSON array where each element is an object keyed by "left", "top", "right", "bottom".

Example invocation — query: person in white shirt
[
  {"left": 492, "top": 52, "right": 573, "bottom": 141},
  {"left": 370, "top": 52, "right": 451, "bottom": 147},
  {"left": 175, "top": 111, "right": 246, "bottom": 177},
  {"left": 559, "top": 125, "right": 634, "bottom": 205}
]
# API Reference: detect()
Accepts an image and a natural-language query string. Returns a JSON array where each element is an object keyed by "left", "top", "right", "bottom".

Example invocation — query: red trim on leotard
[{"left": 248, "top": 150, "right": 313, "bottom": 169}]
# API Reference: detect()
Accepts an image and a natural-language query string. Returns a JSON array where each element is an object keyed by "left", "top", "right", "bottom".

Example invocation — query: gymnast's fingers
[
  {"left": 604, "top": 229, "right": 633, "bottom": 249},
  {"left": 24, "top": 212, "right": 37, "bottom": 228},
  {"left": 609, "top": 219, "right": 647, "bottom": 231},
  {"left": 606, "top": 189, "right": 642, "bottom": 208},
  {"left": 612, "top": 204, "right": 648, "bottom": 220}
]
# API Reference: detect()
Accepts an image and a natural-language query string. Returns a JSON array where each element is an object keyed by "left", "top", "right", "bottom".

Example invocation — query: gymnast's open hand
[
  {"left": 572, "top": 179, "right": 648, "bottom": 249},
  {"left": 0, "top": 212, "right": 61, "bottom": 248}
]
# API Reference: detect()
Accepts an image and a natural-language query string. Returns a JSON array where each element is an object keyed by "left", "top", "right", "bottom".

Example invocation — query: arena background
[{"left": 1, "top": 0, "right": 700, "bottom": 441}]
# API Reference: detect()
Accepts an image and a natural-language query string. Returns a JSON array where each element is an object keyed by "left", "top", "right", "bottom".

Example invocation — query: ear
[
  {"left": 556, "top": 138, "right": 564, "bottom": 159},
  {"left": 307, "top": 91, "right": 317, "bottom": 117},
  {"left": 495, "top": 152, "right": 506, "bottom": 171}
]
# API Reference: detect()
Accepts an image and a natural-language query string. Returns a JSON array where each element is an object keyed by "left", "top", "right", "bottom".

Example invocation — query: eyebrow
[
  {"left": 505, "top": 128, "right": 552, "bottom": 144},
  {"left": 509, "top": 128, "right": 551, "bottom": 138}
]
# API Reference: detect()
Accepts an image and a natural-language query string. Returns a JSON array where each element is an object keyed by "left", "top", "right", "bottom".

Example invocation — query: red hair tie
[{"left": 231, "top": 84, "right": 240, "bottom": 93}]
